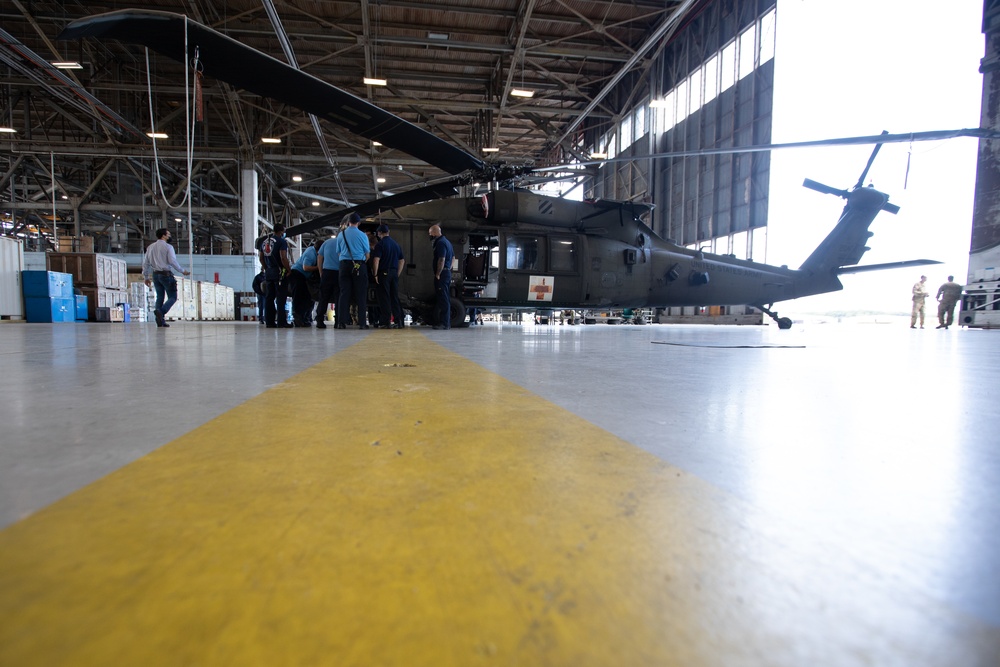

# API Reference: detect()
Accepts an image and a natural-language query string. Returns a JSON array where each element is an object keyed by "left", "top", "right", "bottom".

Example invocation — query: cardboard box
[
  {"left": 25, "top": 297, "right": 75, "bottom": 323},
  {"left": 80, "top": 287, "right": 129, "bottom": 320},
  {"left": 47, "top": 253, "right": 127, "bottom": 289},
  {"left": 94, "top": 305, "right": 125, "bottom": 322},
  {"left": 56, "top": 237, "right": 94, "bottom": 253},
  {"left": 22, "top": 271, "right": 73, "bottom": 298}
]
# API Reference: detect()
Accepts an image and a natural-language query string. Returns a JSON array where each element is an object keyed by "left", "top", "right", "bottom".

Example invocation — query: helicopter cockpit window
[
  {"left": 506, "top": 236, "right": 541, "bottom": 271},
  {"left": 549, "top": 237, "right": 577, "bottom": 273}
]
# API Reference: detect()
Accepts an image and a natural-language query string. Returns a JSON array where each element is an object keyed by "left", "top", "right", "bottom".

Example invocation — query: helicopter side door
[{"left": 497, "top": 232, "right": 584, "bottom": 307}]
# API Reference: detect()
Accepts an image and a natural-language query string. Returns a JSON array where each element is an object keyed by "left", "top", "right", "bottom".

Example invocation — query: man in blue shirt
[
  {"left": 371, "top": 224, "right": 406, "bottom": 328},
  {"left": 429, "top": 223, "right": 454, "bottom": 329},
  {"left": 334, "top": 213, "right": 370, "bottom": 329},
  {"left": 258, "top": 223, "right": 291, "bottom": 328},
  {"left": 288, "top": 238, "right": 321, "bottom": 326},
  {"left": 315, "top": 233, "right": 341, "bottom": 329}
]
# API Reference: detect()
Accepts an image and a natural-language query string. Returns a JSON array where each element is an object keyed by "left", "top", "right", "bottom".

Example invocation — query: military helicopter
[{"left": 63, "top": 10, "right": 982, "bottom": 329}]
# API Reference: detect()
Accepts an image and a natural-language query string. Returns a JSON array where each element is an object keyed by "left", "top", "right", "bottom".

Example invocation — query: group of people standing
[
  {"left": 910, "top": 274, "right": 963, "bottom": 329},
  {"left": 142, "top": 217, "right": 458, "bottom": 330},
  {"left": 255, "top": 213, "right": 422, "bottom": 330}
]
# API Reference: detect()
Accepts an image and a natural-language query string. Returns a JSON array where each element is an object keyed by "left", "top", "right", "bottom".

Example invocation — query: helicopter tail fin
[{"left": 797, "top": 184, "right": 898, "bottom": 276}]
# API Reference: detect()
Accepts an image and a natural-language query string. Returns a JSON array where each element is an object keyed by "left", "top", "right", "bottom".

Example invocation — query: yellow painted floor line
[{"left": 0, "top": 333, "right": 995, "bottom": 666}]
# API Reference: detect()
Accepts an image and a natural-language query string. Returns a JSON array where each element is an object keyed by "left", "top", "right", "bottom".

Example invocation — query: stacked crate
[
  {"left": 56, "top": 236, "right": 95, "bottom": 253},
  {"left": 164, "top": 277, "right": 197, "bottom": 321},
  {"left": 215, "top": 284, "right": 235, "bottom": 320},
  {"left": 22, "top": 271, "right": 75, "bottom": 323},
  {"left": 129, "top": 281, "right": 152, "bottom": 323},
  {"left": 193, "top": 282, "right": 235, "bottom": 321},
  {"left": 237, "top": 291, "right": 258, "bottom": 321},
  {"left": 48, "top": 252, "right": 129, "bottom": 321},
  {"left": 197, "top": 281, "right": 217, "bottom": 320}
]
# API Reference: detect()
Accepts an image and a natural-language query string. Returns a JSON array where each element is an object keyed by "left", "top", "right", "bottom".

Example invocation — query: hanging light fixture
[{"left": 363, "top": 2, "right": 388, "bottom": 86}]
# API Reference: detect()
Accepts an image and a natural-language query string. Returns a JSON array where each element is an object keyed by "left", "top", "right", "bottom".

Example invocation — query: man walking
[
  {"left": 259, "top": 223, "right": 292, "bottom": 328},
  {"left": 429, "top": 223, "right": 454, "bottom": 329},
  {"left": 910, "top": 275, "right": 929, "bottom": 329},
  {"left": 372, "top": 224, "right": 405, "bottom": 328},
  {"left": 935, "top": 275, "right": 963, "bottom": 329},
  {"left": 142, "top": 228, "right": 190, "bottom": 328},
  {"left": 335, "top": 213, "right": 370, "bottom": 329}
]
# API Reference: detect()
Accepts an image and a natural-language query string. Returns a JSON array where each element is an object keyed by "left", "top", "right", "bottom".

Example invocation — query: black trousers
[
  {"left": 287, "top": 271, "right": 314, "bottom": 324},
  {"left": 338, "top": 260, "right": 368, "bottom": 326},
  {"left": 264, "top": 276, "right": 288, "bottom": 326},
  {"left": 434, "top": 270, "right": 452, "bottom": 328},
  {"left": 318, "top": 268, "right": 339, "bottom": 325},
  {"left": 375, "top": 272, "right": 403, "bottom": 326}
]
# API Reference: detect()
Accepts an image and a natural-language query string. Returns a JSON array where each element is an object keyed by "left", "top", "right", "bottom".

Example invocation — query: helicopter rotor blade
[
  {"left": 58, "top": 10, "right": 485, "bottom": 176},
  {"left": 285, "top": 181, "right": 464, "bottom": 237},
  {"left": 802, "top": 178, "right": 849, "bottom": 198},
  {"left": 854, "top": 130, "right": 889, "bottom": 189},
  {"left": 533, "top": 128, "right": 1000, "bottom": 171}
]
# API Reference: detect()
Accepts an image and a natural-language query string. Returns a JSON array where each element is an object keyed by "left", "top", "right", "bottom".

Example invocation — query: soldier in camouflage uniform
[
  {"left": 935, "top": 275, "right": 963, "bottom": 329},
  {"left": 910, "top": 275, "right": 929, "bottom": 329}
]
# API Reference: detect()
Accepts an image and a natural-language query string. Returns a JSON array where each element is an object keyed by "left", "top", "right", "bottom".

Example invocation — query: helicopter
[{"left": 61, "top": 10, "right": 965, "bottom": 329}]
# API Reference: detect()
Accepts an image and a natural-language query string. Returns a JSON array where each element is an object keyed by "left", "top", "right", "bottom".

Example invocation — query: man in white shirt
[{"left": 142, "top": 228, "right": 190, "bottom": 327}]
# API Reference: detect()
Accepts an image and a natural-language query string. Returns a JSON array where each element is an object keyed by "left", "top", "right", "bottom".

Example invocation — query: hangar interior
[
  {"left": 0, "top": 0, "right": 773, "bottom": 260},
  {"left": 1, "top": 1, "right": 999, "bottom": 665}
]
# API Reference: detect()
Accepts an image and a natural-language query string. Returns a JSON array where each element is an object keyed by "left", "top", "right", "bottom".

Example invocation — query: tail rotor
[{"left": 801, "top": 130, "right": 897, "bottom": 213}]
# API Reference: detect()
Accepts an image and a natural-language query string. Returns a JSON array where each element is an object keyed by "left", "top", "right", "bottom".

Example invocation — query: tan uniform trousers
[
  {"left": 938, "top": 298, "right": 959, "bottom": 327},
  {"left": 911, "top": 297, "right": 926, "bottom": 327}
]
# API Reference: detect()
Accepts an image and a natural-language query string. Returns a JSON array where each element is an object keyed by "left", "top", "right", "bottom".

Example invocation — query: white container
[
  {"left": 198, "top": 281, "right": 217, "bottom": 320},
  {"left": 0, "top": 236, "right": 25, "bottom": 318},
  {"left": 215, "top": 284, "right": 234, "bottom": 320}
]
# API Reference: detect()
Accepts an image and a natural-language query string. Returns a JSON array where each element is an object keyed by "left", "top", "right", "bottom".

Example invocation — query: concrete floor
[{"left": 0, "top": 319, "right": 998, "bottom": 665}]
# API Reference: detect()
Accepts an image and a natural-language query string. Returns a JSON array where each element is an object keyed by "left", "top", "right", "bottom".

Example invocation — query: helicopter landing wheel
[
  {"left": 449, "top": 297, "right": 468, "bottom": 328},
  {"left": 756, "top": 304, "right": 793, "bottom": 330}
]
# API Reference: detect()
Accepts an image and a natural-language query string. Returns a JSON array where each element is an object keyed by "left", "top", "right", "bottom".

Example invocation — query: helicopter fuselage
[{"left": 358, "top": 189, "right": 856, "bottom": 327}]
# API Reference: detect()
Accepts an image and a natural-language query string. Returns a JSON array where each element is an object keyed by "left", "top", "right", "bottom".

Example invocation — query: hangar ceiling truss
[{"left": 0, "top": 0, "right": 710, "bottom": 252}]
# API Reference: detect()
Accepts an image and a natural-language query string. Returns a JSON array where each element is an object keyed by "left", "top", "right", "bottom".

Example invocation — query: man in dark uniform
[
  {"left": 259, "top": 223, "right": 291, "bottom": 328},
  {"left": 335, "top": 213, "right": 370, "bottom": 329},
  {"left": 935, "top": 275, "right": 963, "bottom": 329},
  {"left": 372, "top": 224, "right": 406, "bottom": 328},
  {"left": 428, "top": 223, "right": 454, "bottom": 330}
]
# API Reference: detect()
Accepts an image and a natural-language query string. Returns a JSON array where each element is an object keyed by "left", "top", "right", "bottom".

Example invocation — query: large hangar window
[
  {"left": 656, "top": 4, "right": 776, "bottom": 260},
  {"left": 587, "top": 1, "right": 776, "bottom": 263}
]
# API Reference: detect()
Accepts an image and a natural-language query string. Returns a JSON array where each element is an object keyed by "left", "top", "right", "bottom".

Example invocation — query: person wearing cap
[
  {"left": 259, "top": 223, "right": 292, "bottom": 328},
  {"left": 334, "top": 212, "right": 370, "bottom": 329},
  {"left": 372, "top": 224, "right": 406, "bottom": 328}
]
